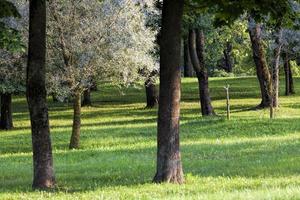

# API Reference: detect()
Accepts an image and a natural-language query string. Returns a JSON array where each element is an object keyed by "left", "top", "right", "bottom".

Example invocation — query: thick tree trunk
[
  {"left": 248, "top": 19, "right": 272, "bottom": 109},
  {"left": 153, "top": 0, "right": 184, "bottom": 184},
  {"left": 145, "top": 81, "right": 158, "bottom": 108},
  {"left": 284, "top": 53, "right": 295, "bottom": 95},
  {"left": 271, "top": 28, "right": 283, "bottom": 108},
  {"left": 0, "top": 93, "right": 13, "bottom": 130},
  {"left": 69, "top": 92, "right": 81, "bottom": 149},
  {"left": 188, "top": 29, "right": 214, "bottom": 116},
  {"left": 27, "top": 0, "right": 55, "bottom": 189},
  {"left": 82, "top": 89, "right": 92, "bottom": 107},
  {"left": 183, "top": 39, "right": 194, "bottom": 77}
]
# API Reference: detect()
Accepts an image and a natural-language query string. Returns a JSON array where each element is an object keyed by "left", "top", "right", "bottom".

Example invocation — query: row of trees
[{"left": 1, "top": 0, "right": 300, "bottom": 189}]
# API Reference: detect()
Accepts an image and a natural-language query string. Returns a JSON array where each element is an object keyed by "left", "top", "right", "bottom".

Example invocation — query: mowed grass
[{"left": 1, "top": 76, "right": 300, "bottom": 200}]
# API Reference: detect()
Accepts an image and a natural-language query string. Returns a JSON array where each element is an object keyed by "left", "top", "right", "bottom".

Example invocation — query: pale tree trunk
[
  {"left": 27, "top": 0, "right": 55, "bottom": 189},
  {"left": 248, "top": 18, "right": 272, "bottom": 109},
  {"left": 188, "top": 29, "right": 214, "bottom": 116},
  {"left": 271, "top": 28, "right": 283, "bottom": 108},
  {"left": 69, "top": 92, "right": 81, "bottom": 149},
  {"left": 153, "top": 0, "right": 184, "bottom": 184},
  {"left": 0, "top": 93, "right": 13, "bottom": 130}
]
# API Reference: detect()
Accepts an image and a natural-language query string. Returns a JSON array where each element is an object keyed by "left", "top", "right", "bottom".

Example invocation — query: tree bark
[
  {"left": 271, "top": 28, "right": 283, "bottom": 108},
  {"left": 153, "top": 0, "right": 184, "bottom": 184},
  {"left": 188, "top": 29, "right": 214, "bottom": 116},
  {"left": 183, "top": 39, "right": 194, "bottom": 77},
  {"left": 223, "top": 42, "right": 234, "bottom": 73},
  {"left": 248, "top": 19, "right": 272, "bottom": 109},
  {"left": 69, "top": 92, "right": 81, "bottom": 149},
  {"left": 284, "top": 53, "right": 295, "bottom": 95},
  {"left": 145, "top": 81, "right": 158, "bottom": 108},
  {"left": 0, "top": 93, "right": 13, "bottom": 130},
  {"left": 82, "top": 88, "right": 92, "bottom": 107},
  {"left": 27, "top": 0, "right": 55, "bottom": 189}
]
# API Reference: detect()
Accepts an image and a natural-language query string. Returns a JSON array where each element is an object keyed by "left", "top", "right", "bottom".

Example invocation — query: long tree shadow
[{"left": 1, "top": 133, "right": 299, "bottom": 193}]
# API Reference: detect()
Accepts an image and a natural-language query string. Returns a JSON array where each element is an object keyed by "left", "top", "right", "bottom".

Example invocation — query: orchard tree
[
  {"left": 0, "top": 0, "right": 27, "bottom": 130},
  {"left": 47, "top": 0, "right": 156, "bottom": 149},
  {"left": 153, "top": 0, "right": 184, "bottom": 184},
  {"left": 27, "top": 0, "right": 55, "bottom": 189}
]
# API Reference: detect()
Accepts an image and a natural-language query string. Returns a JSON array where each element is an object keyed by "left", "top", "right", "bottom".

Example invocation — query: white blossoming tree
[{"left": 47, "top": 0, "right": 156, "bottom": 149}]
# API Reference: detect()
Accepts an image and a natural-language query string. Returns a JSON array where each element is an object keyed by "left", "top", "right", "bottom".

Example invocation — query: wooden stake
[{"left": 224, "top": 85, "right": 230, "bottom": 120}]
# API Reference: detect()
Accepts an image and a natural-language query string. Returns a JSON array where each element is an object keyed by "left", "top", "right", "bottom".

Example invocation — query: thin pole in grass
[{"left": 224, "top": 85, "right": 230, "bottom": 120}]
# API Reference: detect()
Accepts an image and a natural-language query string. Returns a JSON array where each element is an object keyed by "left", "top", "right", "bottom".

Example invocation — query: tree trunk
[
  {"left": 153, "top": 0, "right": 184, "bottom": 184},
  {"left": 82, "top": 89, "right": 92, "bottom": 107},
  {"left": 183, "top": 39, "right": 194, "bottom": 77},
  {"left": 188, "top": 29, "right": 214, "bottom": 116},
  {"left": 52, "top": 94, "right": 58, "bottom": 102},
  {"left": 271, "top": 28, "right": 283, "bottom": 108},
  {"left": 0, "top": 93, "right": 13, "bottom": 130},
  {"left": 27, "top": 0, "right": 55, "bottom": 189},
  {"left": 248, "top": 18, "right": 272, "bottom": 109},
  {"left": 69, "top": 92, "right": 81, "bottom": 149},
  {"left": 223, "top": 42, "right": 233, "bottom": 73},
  {"left": 284, "top": 53, "right": 295, "bottom": 96},
  {"left": 145, "top": 81, "right": 158, "bottom": 108}
]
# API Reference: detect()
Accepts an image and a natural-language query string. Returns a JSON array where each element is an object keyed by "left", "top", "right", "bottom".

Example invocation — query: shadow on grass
[{"left": 1, "top": 134, "right": 299, "bottom": 193}]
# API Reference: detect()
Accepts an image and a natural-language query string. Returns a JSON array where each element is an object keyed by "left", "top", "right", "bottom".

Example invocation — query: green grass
[{"left": 1, "top": 76, "right": 300, "bottom": 199}]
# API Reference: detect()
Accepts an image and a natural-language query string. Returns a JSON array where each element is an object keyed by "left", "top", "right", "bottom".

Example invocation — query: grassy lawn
[{"left": 1, "top": 76, "right": 300, "bottom": 199}]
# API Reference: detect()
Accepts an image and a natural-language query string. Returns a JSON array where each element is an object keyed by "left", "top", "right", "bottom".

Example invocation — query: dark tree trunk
[
  {"left": 52, "top": 94, "right": 58, "bottom": 102},
  {"left": 0, "top": 93, "right": 13, "bottom": 130},
  {"left": 69, "top": 92, "right": 81, "bottom": 149},
  {"left": 271, "top": 28, "right": 283, "bottom": 108},
  {"left": 183, "top": 39, "right": 194, "bottom": 77},
  {"left": 223, "top": 42, "right": 234, "bottom": 73},
  {"left": 248, "top": 19, "right": 272, "bottom": 109},
  {"left": 145, "top": 81, "right": 158, "bottom": 108},
  {"left": 27, "top": 0, "right": 55, "bottom": 189},
  {"left": 284, "top": 53, "right": 295, "bottom": 95},
  {"left": 153, "top": 0, "right": 184, "bottom": 184},
  {"left": 82, "top": 89, "right": 92, "bottom": 107},
  {"left": 188, "top": 29, "right": 214, "bottom": 116}
]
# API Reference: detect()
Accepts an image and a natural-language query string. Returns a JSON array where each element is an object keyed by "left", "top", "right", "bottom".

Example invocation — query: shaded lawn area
[{"left": 1, "top": 77, "right": 300, "bottom": 199}]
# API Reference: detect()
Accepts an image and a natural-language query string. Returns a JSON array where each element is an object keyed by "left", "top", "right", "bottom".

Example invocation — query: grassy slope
[{"left": 0, "top": 77, "right": 300, "bottom": 200}]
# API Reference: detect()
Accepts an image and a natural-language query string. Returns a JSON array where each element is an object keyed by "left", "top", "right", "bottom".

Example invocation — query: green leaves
[{"left": 0, "top": 0, "right": 21, "bottom": 18}]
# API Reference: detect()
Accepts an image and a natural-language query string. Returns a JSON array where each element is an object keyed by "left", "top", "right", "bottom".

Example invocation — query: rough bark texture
[
  {"left": 188, "top": 29, "right": 214, "bottom": 116},
  {"left": 248, "top": 19, "right": 272, "bottom": 109},
  {"left": 27, "top": 0, "right": 55, "bottom": 189},
  {"left": 183, "top": 39, "right": 194, "bottom": 77},
  {"left": 153, "top": 0, "right": 184, "bottom": 184},
  {"left": 69, "top": 92, "right": 81, "bottom": 149},
  {"left": 82, "top": 89, "right": 92, "bottom": 107},
  {"left": 271, "top": 28, "right": 283, "bottom": 108},
  {"left": 283, "top": 53, "right": 295, "bottom": 96},
  {"left": 0, "top": 93, "right": 13, "bottom": 130}
]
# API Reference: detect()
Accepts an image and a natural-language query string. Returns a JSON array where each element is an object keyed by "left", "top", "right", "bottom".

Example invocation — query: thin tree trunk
[
  {"left": 82, "top": 89, "right": 92, "bottom": 107},
  {"left": 271, "top": 28, "right": 283, "bottom": 108},
  {"left": 223, "top": 42, "right": 233, "bottom": 73},
  {"left": 248, "top": 18, "right": 272, "bottom": 109},
  {"left": 188, "top": 29, "right": 214, "bottom": 116},
  {"left": 0, "top": 93, "right": 13, "bottom": 130},
  {"left": 69, "top": 92, "right": 81, "bottom": 149},
  {"left": 184, "top": 39, "right": 194, "bottom": 77},
  {"left": 289, "top": 62, "right": 295, "bottom": 94},
  {"left": 153, "top": 0, "right": 184, "bottom": 184},
  {"left": 284, "top": 53, "right": 295, "bottom": 96},
  {"left": 27, "top": 0, "right": 55, "bottom": 189}
]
